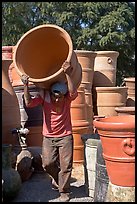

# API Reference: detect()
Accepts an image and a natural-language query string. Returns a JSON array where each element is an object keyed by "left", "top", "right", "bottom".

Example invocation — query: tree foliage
[{"left": 2, "top": 2, "right": 135, "bottom": 85}]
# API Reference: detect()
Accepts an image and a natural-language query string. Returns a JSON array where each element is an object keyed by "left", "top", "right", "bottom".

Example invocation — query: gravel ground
[{"left": 11, "top": 164, "right": 94, "bottom": 202}]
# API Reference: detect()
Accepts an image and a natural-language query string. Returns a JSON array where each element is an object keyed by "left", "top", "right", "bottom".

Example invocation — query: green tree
[{"left": 2, "top": 2, "right": 135, "bottom": 85}]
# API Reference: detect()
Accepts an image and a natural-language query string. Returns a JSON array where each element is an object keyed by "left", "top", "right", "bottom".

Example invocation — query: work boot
[{"left": 59, "top": 193, "right": 70, "bottom": 202}]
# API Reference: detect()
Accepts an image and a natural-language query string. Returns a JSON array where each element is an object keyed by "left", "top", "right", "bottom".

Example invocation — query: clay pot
[
  {"left": 2, "top": 46, "right": 21, "bottom": 145},
  {"left": 2, "top": 144, "right": 22, "bottom": 201},
  {"left": 93, "top": 51, "right": 119, "bottom": 87},
  {"left": 2, "top": 46, "right": 13, "bottom": 60},
  {"left": 124, "top": 77, "right": 135, "bottom": 106},
  {"left": 13, "top": 24, "right": 82, "bottom": 89},
  {"left": 92, "top": 86, "right": 128, "bottom": 117},
  {"left": 115, "top": 106, "right": 135, "bottom": 116},
  {"left": 93, "top": 115, "right": 135, "bottom": 187},
  {"left": 75, "top": 50, "right": 96, "bottom": 90}
]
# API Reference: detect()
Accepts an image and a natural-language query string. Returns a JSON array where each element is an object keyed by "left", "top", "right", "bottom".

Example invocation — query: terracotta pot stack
[
  {"left": 75, "top": 50, "right": 96, "bottom": 133},
  {"left": 71, "top": 50, "right": 96, "bottom": 163}
]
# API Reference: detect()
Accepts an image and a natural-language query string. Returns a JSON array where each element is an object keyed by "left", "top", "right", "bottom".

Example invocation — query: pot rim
[{"left": 93, "top": 115, "right": 135, "bottom": 131}]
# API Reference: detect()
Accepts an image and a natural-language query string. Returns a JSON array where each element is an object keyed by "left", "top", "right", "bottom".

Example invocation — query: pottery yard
[{"left": 2, "top": 23, "right": 135, "bottom": 202}]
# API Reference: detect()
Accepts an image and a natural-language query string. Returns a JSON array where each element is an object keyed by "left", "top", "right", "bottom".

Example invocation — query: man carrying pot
[{"left": 21, "top": 61, "right": 78, "bottom": 202}]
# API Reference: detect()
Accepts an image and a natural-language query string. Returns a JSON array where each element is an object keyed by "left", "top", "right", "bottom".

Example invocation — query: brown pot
[
  {"left": 92, "top": 86, "right": 128, "bottom": 117},
  {"left": 13, "top": 24, "right": 82, "bottom": 89},
  {"left": 124, "top": 77, "right": 135, "bottom": 106},
  {"left": 93, "top": 115, "right": 135, "bottom": 187},
  {"left": 2, "top": 46, "right": 21, "bottom": 145},
  {"left": 93, "top": 51, "right": 119, "bottom": 87}
]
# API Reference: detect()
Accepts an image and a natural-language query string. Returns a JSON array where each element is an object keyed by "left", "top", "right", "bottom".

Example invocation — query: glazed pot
[
  {"left": 93, "top": 51, "right": 119, "bottom": 87},
  {"left": 13, "top": 24, "right": 82, "bottom": 89},
  {"left": 93, "top": 115, "right": 135, "bottom": 187}
]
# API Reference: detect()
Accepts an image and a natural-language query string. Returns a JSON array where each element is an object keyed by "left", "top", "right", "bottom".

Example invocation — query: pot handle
[
  {"left": 122, "top": 138, "right": 135, "bottom": 156},
  {"left": 107, "top": 57, "right": 113, "bottom": 64}
]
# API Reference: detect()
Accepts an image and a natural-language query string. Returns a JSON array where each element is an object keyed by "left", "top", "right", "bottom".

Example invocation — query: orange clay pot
[
  {"left": 75, "top": 50, "right": 96, "bottom": 91},
  {"left": 92, "top": 86, "right": 128, "bottom": 117},
  {"left": 13, "top": 24, "right": 82, "bottom": 89},
  {"left": 93, "top": 51, "right": 119, "bottom": 87},
  {"left": 93, "top": 115, "right": 135, "bottom": 187},
  {"left": 124, "top": 77, "right": 135, "bottom": 107}
]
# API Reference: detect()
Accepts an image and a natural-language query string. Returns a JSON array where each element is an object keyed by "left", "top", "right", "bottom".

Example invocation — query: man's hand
[
  {"left": 62, "top": 61, "right": 73, "bottom": 75},
  {"left": 21, "top": 74, "right": 29, "bottom": 86}
]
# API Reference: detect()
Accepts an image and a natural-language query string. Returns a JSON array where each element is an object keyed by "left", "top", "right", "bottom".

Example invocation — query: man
[{"left": 21, "top": 61, "right": 78, "bottom": 202}]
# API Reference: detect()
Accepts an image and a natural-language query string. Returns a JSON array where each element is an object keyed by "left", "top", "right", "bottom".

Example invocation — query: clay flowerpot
[
  {"left": 13, "top": 24, "right": 82, "bottom": 89},
  {"left": 75, "top": 50, "right": 96, "bottom": 91},
  {"left": 93, "top": 115, "right": 135, "bottom": 187},
  {"left": 92, "top": 86, "right": 128, "bottom": 116},
  {"left": 124, "top": 77, "right": 135, "bottom": 106},
  {"left": 93, "top": 51, "right": 119, "bottom": 87}
]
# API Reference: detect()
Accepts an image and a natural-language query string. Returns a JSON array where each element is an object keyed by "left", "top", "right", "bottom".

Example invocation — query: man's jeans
[{"left": 42, "top": 135, "right": 73, "bottom": 193}]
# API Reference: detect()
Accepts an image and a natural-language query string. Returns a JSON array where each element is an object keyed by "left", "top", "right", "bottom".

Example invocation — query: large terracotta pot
[
  {"left": 93, "top": 115, "right": 135, "bottom": 187},
  {"left": 93, "top": 51, "right": 119, "bottom": 87},
  {"left": 92, "top": 86, "right": 128, "bottom": 116},
  {"left": 2, "top": 46, "right": 21, "bottom": 145},
  {"left": 75, "top": 50, "right": 96, "bottom": 91},
  {"left": 13, "top": 24, "right": 82, "bottom": 89},
  {"left": 71, "top": 86, "right": 89, "bottom": 163},
  {"left": 124, "top": 77, "right": 135, "bottom": 106}
]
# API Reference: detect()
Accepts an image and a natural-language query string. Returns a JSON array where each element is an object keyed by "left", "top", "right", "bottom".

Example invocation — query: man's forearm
[
  {"left": 24, "top": 85, "right": 32, "bottom": 106},
  {"left": 65, "top": 73, "right": 75, "bottom": 94}
]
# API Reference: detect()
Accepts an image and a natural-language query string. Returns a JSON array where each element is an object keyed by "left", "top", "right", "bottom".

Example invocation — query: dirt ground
[{"left": 11, "top": 163, "right": 93, "bottom": 202}]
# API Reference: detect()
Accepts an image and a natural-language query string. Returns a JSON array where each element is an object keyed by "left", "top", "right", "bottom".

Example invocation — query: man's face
[{"left": 51, "top": 92, "right": 64, "bottom": 103}]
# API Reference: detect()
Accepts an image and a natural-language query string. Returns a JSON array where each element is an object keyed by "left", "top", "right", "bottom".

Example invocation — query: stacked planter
[
  {"left": 71, "top": 85, "right": 89, "bottom": 163},
  {"left": 92, "top": 51, "right": 135, "bottom": 202},
  {"left": 72, "top": 50, "right": 96, "bottom": 164}
]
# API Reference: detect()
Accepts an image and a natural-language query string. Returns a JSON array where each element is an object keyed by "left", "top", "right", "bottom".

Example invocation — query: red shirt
[{"left": 27, "top": 89, "right": 78, "bottom": 137}]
